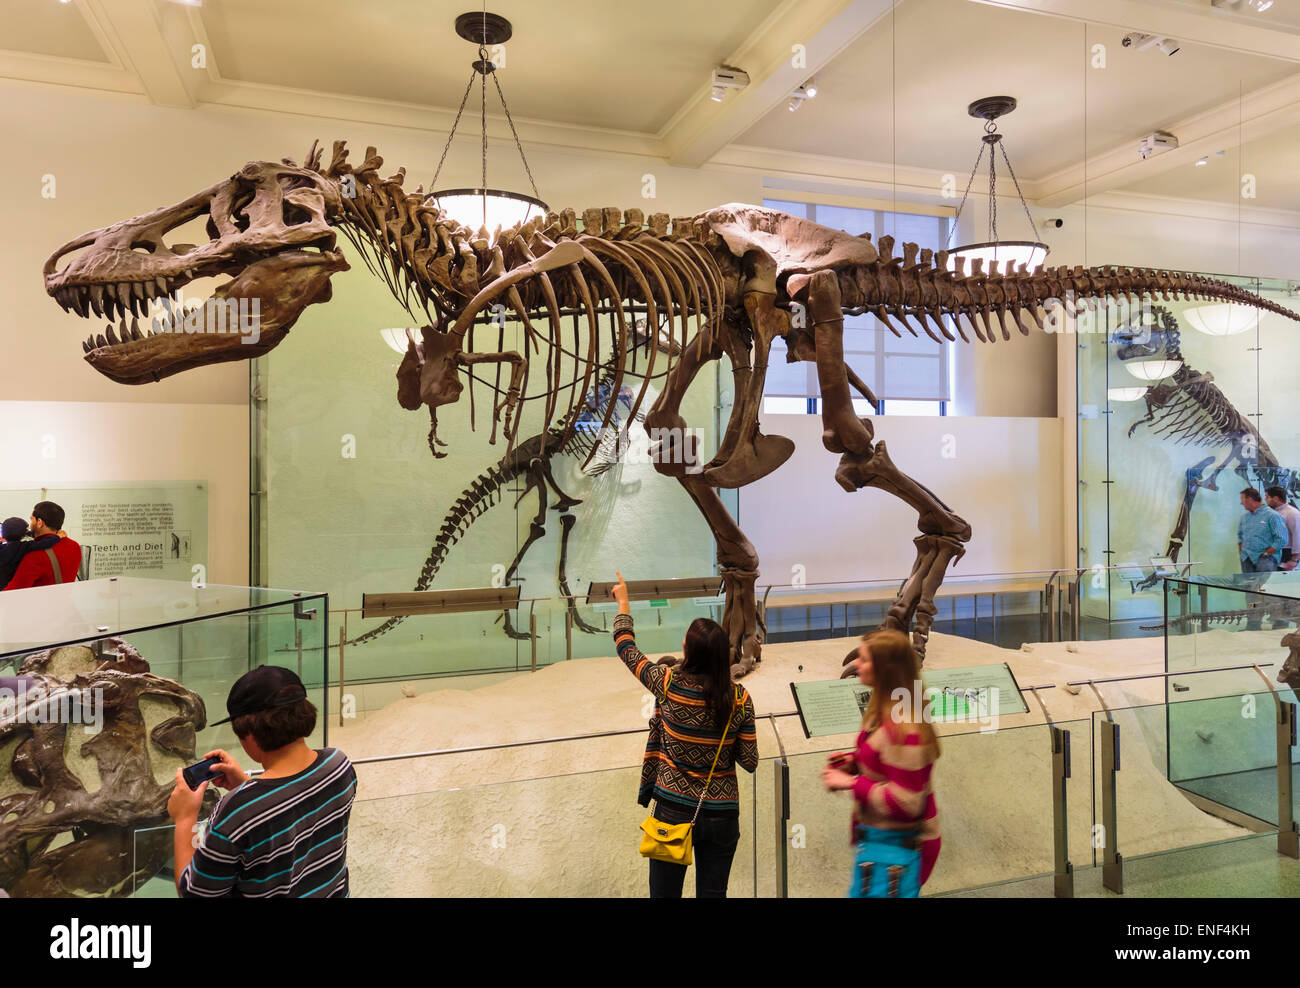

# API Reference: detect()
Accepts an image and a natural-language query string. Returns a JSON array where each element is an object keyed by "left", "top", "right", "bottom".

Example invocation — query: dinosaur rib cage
[{"left": 1134, "top": 368, "right": 1275, "bottom": 461}]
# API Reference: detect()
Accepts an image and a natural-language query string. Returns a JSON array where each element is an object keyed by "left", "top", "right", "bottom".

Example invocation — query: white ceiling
[
  {"left": 736, "top": 0, "right": 1294, "bottom": 178},
  {"left": 195, "top": 0, "right": 785, "bottom": 134},
  {"left": 0, "top": 0, "right": 1297, "bottom": 210}
]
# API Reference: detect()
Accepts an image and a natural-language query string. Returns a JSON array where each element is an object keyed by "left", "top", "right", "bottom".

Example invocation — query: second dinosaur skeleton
[
  {"left": 1114, "top": 307, "right": 1298, "bottom": 592},
  {"left": 43, "top": 140, "right": 1299, "bottom": 676}
]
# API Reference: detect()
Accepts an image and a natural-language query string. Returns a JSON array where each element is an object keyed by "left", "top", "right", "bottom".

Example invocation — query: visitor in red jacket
[{"left": 2, "top": 502, "right": 81, "bottom": 590}]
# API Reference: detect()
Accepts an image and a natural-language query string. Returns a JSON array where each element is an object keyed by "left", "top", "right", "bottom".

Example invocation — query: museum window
[{"left": 760, "top": 198, "right": 951, "bottom": 417}]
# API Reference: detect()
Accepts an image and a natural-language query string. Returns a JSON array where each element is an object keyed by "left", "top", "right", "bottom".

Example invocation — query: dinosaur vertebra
[{"left": 43, "top": 140, "right": 1297, "bottom": 675}]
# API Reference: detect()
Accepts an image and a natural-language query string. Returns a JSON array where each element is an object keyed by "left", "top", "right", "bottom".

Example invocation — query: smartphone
[{"left": 182, "top": 755, "right": 221, "bottom": 790}]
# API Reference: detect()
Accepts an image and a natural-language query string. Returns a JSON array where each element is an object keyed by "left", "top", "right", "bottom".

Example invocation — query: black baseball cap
[{"left": 211, "top": 665, "right": 309, "bottom": 726}]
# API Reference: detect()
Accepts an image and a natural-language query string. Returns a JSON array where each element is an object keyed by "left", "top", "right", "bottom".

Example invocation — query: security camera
[{"left": 1041, "top": 217, "right": 1064, "bottom": 229}]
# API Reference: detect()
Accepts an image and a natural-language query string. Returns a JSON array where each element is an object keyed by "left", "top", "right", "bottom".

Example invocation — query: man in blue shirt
[
  {"left": 1238, "top": 487, "right": 1288, "bottom": 573},
  {"left": 1237, "top": 487, "right": 1288, "bottom": 630}
]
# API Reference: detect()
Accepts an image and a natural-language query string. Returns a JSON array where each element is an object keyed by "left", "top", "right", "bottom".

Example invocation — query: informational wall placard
[
  {"left": 0, "top": 483, "right": 207, "bottom": 582},
  {"left": 790, "top": 662, "right": 1028, "bottom": 738}
]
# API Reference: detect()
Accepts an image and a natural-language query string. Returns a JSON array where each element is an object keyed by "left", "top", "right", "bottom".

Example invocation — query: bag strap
[
  {"left": 691, "top": 686, "right": 741, "bottom": 826},
  {"left": 44, "top": 547, "right": 64, "bottom": 585}
]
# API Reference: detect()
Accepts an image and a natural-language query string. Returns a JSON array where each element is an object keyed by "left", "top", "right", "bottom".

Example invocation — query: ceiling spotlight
[
  {"left": 803, "top": 78, "right": 818, "bottom": 99},
  {"left": 1195, "top": 156, "right": 1208, "bottom": 166},
  {"left": 787, "top": 98, "right": 801, "bottom": 112},
  {"left": 710, "top": 65, "right": 749, "bottom": 102},
  {"left": 1123, "top": 32, "right": 1180, "bottom": 55}
]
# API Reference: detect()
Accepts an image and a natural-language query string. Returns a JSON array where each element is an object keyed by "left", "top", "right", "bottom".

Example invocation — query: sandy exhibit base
[{"left": 335, "top": 629, "right": 1291, "bottom": 896}]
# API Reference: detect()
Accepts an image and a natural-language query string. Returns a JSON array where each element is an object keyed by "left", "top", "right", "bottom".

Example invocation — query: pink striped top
[{"left": 850, "top": 721, "right": 941, "bottom": 885}]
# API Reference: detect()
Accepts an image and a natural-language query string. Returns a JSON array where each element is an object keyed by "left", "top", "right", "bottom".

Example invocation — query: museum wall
[
  {"left": 748, "top": 412, "right": 1063, "bottom": 583},
  {"left": 0, "top": 400, "right": 247, "bottom": 584}
]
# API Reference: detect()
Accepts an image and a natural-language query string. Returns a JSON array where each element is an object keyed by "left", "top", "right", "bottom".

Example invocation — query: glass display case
[
  {"left": 0, "top": 577, "right": 328, "bottom": 897},
  {"left": 1078, "top": 277, "right": 1300, "bottom": 637},
  {"left": 1163, "top": 572, "right": 1299, "bottom": 827}
]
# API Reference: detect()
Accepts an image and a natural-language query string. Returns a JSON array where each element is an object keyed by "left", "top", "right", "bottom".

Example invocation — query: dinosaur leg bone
[
  {"left": 644, "top": 327, "right": 724, "bottom": 478},
  {"left": 700, "top": 293, "right": 796, "bottom": 489},
  {"left": 791, "top": 269, "right": 872, "bottom": 456},
  {"left": 677, "top": 473, "right": 762, "bottom": 678},
  {"left": 834, "top": 438, "right": 971, "bottom": 665},
  {"left": 557, "top": 513, "right": 602, "bottom": 636}
]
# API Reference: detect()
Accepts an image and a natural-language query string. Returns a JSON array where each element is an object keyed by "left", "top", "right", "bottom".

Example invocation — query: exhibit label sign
[
  {"left": 790, "top": 662, "right": 1027, "bottom": 738},
  {"left": 0, "top": 483, "right": 207, "bottom": 582}
]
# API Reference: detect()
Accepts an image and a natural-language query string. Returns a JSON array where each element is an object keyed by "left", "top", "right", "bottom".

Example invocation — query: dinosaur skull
[
  {"left": 0, "top": 640, "right": 210, "bottom": 897},
  {"left": 44, "top": 159, "right": 349, "bottom": 384}
]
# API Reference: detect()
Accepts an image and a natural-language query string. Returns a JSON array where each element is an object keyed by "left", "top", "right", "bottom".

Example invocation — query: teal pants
[{"left": 849, "top": 826, "right": 921, "bottom": 898}]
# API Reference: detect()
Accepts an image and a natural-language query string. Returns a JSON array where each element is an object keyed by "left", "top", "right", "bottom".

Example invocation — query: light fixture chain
[
  {"left": 988, "top": 140, "right": 998, "bottom": 243},
  {"left": 998, "top": 140, "right": 1042, "bottom": 244},
  {"left": 946, "top": 142, "right": 985, "bottom": 249},
  {"left": 481, "top": 50, "right": 488, "bottom": 193},
  {"left": 430, "top": 70, "right": 478, "bottom": 192},
  {"left": 492, "top": 71, "right": 543, "bottom": 201}
]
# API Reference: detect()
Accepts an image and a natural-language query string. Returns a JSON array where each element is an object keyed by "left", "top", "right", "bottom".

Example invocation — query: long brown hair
[
  {"left": 859, "top": 630, "right": 940, "bottom": 753},
  {"left": 682, "top": 617, "right": 734, "bottom": 724}
]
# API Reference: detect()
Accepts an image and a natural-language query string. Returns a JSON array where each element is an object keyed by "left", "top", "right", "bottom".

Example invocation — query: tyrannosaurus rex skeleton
[{"left": 43, "top": 140, "right": 1298, "bottom": 676}]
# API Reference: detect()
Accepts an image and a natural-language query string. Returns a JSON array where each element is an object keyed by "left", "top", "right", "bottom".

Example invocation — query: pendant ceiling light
[
  {"left": 1125, "top": 359, "right": 1183, "bottom": 381},
  {"left": 947, "top": 97, "right": 1049, "bottom": 275},
  {"left": 1182, "top": 302, "right": 1258, "bottom": 336},
  {"left": 426, "top": 11, "right": 548, "bottom": 234},
  {"left": 1107, "top": 387, "right": 1150, "bottom": 402}
]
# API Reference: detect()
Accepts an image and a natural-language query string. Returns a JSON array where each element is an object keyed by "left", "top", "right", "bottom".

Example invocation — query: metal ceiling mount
[
  {"left": 967, "top": 95, "right": 1018, "bottom": 122},
  {"left": 454, "top": 11, "right": 513, "bottom": 47}
]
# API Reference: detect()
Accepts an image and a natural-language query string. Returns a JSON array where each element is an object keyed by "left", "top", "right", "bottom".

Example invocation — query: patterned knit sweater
[
  {"left": 850, "top": 721, "right": 941, "bottom": 885},
  {"left": 613, "top": 613, "right": 759, "bottom": 813}
]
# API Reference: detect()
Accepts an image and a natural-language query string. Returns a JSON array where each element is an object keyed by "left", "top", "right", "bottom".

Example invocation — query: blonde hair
[{"left": 857, "top": 630, "right": 940, "bottom": 753}]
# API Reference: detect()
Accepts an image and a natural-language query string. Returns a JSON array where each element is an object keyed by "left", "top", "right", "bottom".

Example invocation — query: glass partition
[
  {"left": 131, "top": 753, "right": 761, "bottom": 899},
  {"left": 0, "top": 578, "right": 328, "bottom": 898},
  {"left": 1077, "top": 280, "right": 1300, "bottom": 635}
]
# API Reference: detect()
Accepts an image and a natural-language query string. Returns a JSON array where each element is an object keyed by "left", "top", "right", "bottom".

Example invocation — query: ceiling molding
[
  {"left": 1082, "top": 189, "right": 1300, "bottom": 230},
  {"left": 710, "top": 142, "right": 957, "bottom": 201},
  {"left": 194, "top": 77, "right": 668, "bottom": 160},
  {"left": 967, "top": 0, "right": 1300, "bottom": 61},
  {"left": 0, "top": 50, "right": 140, "bottom": 96},
  {"left": 81, "top": 0, "right": 197, "bottom": 108},
  {"left": 662, "top": 0, "right": 902, "bottom": 167},
  {"left": 1034, "top": 72, "right": 1300, "bottom": 207}
]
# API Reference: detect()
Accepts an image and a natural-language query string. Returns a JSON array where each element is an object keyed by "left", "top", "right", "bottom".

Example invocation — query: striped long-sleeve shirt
[
  {"left": 179, "top": 747, "right": 357, "bottom": 898},
  {"left": 614, "top": 613, "right": 759, "bottom": 813},
  {"left": 850, "top": 722, "right": 941, "bottom": 884}
]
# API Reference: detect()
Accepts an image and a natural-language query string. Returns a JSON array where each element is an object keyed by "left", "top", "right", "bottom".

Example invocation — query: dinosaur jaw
[{"left": 56, "top": 247, "right": 347, "bottom": 385}]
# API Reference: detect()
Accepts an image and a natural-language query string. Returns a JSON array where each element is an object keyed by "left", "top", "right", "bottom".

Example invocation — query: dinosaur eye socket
[{"left": 283, "top": 202, "right": 313, "bottom": 227}]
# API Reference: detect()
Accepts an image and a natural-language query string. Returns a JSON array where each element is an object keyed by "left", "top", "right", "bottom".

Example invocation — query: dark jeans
[
  {"left": 1241, "top": 554, "right": 1279, "bottom": 629},
  {"left": 647, "top": 802, "right": 740, "bottom": 899}
]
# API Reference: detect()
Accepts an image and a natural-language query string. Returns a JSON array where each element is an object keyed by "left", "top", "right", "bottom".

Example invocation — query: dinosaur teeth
[
  {"left": 106, "top": 325, "right": 119, "bottom": 346},
  {"left": 130, "top": 316, "right": 142, "bottom": 341},
  {"left": 96, "top": 333, "right": 108, "bottom": 349},
  {"left": 89, "top": 284, "right": 104, "bottom": 317},
  {"left": 82, "top": 339, "right": 92, "bottom": 354},
  {"left": 116, "top": 282, "right": 132, "bottom": 311}
]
